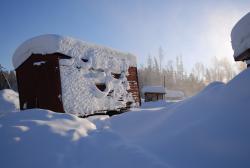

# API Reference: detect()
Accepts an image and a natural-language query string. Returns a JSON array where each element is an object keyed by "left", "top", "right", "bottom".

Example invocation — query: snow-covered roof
[
  {"left": 231, "top": 12, "right": 250, "bottom": 58},
  {"left": 141, "top": 86, "right": 166, "bottom": 94},
  {"left": 165, "top": 90, "right": 185, "bottom": 98},
  {"left": 12, "top": 34, "right": 137, "bottom": 69}
]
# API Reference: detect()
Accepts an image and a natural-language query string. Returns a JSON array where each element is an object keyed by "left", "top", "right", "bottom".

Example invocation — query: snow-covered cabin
[
  {"left": 231, "top": 12, "right": 250, "bottom": 67},
  {"left": 141, "top": 86, "right": 166, "bottom": 102},
  {"left": 165, "top": 90, "right": 185, "bottom": 101},
  {"left": 13, "top": 34, "right": 141, "bottom": 116}
]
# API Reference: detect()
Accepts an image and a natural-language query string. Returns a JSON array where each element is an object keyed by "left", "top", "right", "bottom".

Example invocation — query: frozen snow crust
[
  {"left": 231, "top": 12, "right": 250, "bottom": 58},
  {"left": 12, "top": 34, "right": 137, "bottom": 69}
]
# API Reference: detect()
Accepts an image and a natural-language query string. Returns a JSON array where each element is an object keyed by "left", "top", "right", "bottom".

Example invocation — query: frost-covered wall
[{"left": 59, "top": 48, "right": 136, "bottom": 115}]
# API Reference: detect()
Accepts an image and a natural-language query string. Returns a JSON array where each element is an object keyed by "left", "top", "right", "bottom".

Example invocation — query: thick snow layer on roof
[
  {"left": 231, "top": 12, "right": 250, "bottom": 58},
  {"left": 12, "top": 34, "right": 137, "bottom": 69},
  {"left": 141, "top": 86, "right": 166, "bottom": 93}
]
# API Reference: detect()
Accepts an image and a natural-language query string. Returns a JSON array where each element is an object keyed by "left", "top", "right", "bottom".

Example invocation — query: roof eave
[{"left": 234, "top": 48, "right": 250, "bottom": 61}]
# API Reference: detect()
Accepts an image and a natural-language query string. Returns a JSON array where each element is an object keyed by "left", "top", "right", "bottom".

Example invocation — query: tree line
[
  {"left": 0, "top": 51, "right": 247, "bottom": 97},
  {"left": 138, "top": 47, "right": 246, "bottom": 97},
  {"left": 0, "top": 64, "right": 17, "bottom": 91}
]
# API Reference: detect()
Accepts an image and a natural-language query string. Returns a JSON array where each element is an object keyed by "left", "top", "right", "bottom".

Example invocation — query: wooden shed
[
  {"left": 141, "top": 86, "right": 166, "bottom": 102},
  {"left": 13, "top": 34, "right": 141, "bottom": 116},
  {"left": 165, "top": 90, "right": 185, "bottom": 101}
]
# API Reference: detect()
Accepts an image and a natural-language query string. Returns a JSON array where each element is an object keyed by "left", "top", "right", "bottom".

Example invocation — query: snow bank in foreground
[
  {"left": 231, "top": 12, "right": 250, "bottom": 58},
  {"left": 1, "top": 68, "right": 250, "bottom": 168},
  {"left": 0, "top": 109, "right": 167, "bottom": 168},
  {"left": 110, "top": 68, "right": 250, "bottom": 168},
  {"left": 0, "top": 89, "right": 19, "bottom": 115}
]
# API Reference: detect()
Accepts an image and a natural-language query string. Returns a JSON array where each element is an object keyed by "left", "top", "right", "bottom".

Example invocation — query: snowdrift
[
  {"left": 110, "top": 68, "right": 250, "bottom": 168},
  {"left": 0, "top": 109, "right": 166, "bottom": 168},
  {"left": 0, "top": 69, "right": 250, "bottom": 168},
  {"left": 0, "top": 89, "right": 19, "bottom": 115}
]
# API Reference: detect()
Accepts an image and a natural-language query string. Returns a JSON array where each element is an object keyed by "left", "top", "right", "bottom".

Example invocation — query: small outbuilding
[
  {"left": 141, "top": 86, "right": 166, "bottom": 102},
  {"left": 231, "top": 12, "right": 250, "bottom": 67},
  {"left": 13, "top": 34, "right": 141, "bottom": 116},
  {"left": 165, "top": 90, "right": 185, "bottom": 101}
]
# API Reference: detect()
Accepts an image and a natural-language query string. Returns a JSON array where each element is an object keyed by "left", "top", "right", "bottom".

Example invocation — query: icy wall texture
[
  {"left": 12, "top": 34, "right": 138, "bottom": 115},
  {"left": 59, "top": 45, "right": 136, "bottom": 115}
]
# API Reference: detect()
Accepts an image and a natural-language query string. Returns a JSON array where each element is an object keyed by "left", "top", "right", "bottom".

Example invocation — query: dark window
[
  {"left": 107, "top": 90, "right": 114, "bottom": 96},
  {"left": 59, "top": 55, "right": 72, "bottom": 59},
  {"left": 96, "top": 83, "right": 106, "bottom": 91},
  {"left": 111, "top": 73, "right": 121, "bottom": 79},
  {"left": 81, "top": 58, "right": 88, "bottom": 62}
]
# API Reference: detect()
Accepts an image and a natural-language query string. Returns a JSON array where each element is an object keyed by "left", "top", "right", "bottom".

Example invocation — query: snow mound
[
  {"left": 0, "top": 89, "right": 19, "bottom": 115},
  {"left": 0, "top": 109, "right": 168, "bottom": 168},
  {"left": 12, "top": 34, "right": 136, "bottom": 69},
  {"left": 1, "top": 69, "right": 250, "bottom": 168},
  {"left": 231, "top": 12, "right": 250, "bottom": 58},
  {"left": 110, "top": 68, "right": 250, "bottom": 168}
]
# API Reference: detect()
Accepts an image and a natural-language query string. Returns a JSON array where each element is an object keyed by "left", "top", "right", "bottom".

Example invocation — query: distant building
[
  {"left": 141, "top": 86, "right": 166, "bottom": 102},
  {"left": 165, "top": 90, "right": 185, "bottom": 101}
]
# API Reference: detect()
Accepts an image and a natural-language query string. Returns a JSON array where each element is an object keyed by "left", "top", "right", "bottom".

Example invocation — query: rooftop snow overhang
[
  {"left": 234, "top": 48, "right": 250, "bottom": 61},
  {"left": 231, "top": 12, "right": 250, "bottom": 61},
  {"left": 12, "top": 34, "right": 137, "bottom": 69}
]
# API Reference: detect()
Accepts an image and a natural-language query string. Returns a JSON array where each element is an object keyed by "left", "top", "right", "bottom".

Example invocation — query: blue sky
[{"left": 0, "top": 0, "right": 250, "bottom": 70}]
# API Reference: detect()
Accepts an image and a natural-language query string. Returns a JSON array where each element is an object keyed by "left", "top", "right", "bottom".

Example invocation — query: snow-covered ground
[
  {"left": 1, "top": 68, "right": 250, "bottom": 168},
  {"left": 0, "top": 89, "right": 19, "bottom": 116}
]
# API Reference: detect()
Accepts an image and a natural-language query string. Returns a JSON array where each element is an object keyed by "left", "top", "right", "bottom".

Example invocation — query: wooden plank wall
[{"left": 16, "top": 53, "right": 65, "bottom": 112}]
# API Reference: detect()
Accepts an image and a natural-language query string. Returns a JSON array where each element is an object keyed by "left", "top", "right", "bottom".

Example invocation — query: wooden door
[{"left": 32, "top": 57, "right": 64, "bottom": 112}]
